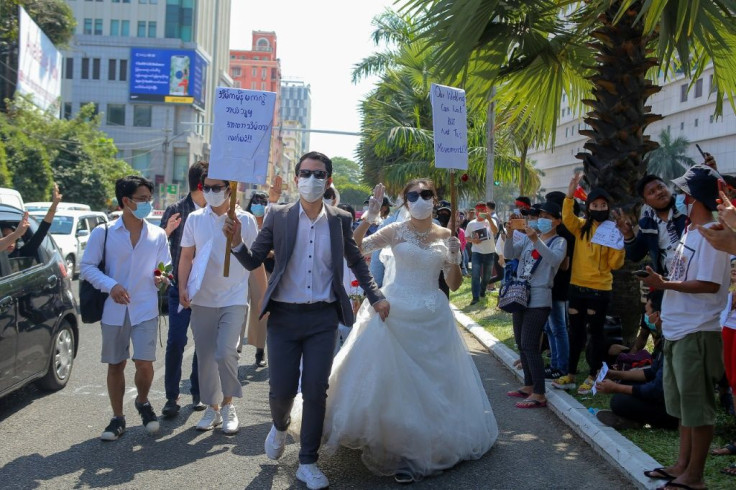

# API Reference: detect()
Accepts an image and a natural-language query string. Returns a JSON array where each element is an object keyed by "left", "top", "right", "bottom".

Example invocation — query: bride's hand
[
  {"left": 373, "top": 299, "right": 390, "bottom": 321},
  {"left": 363, "top": 183, "right": 385, "bottom": 223}
]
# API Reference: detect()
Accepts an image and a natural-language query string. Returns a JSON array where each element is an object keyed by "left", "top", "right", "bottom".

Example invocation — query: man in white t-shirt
[
  {"left": 466, "top": 201, "right": 498, "bottom": 305},
  {"left": 641, "top": 165, "right": 728, "bottom": 490}
]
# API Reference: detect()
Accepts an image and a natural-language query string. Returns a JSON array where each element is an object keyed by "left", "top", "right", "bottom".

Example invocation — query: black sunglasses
[
  {"left": 251, "top": 196, "right": 268, "bottom": 204},
  {"left": 298, "top": 169, "right": 328, "bottom": 179},
  {"left": 406, "top": 190, "right": 434, "bottom": 203},
  {"left": 202, "top": 185, "right": 227, "bottom": 193}
]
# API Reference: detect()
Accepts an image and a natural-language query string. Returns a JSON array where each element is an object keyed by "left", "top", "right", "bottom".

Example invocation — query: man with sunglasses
[
  {"left": 224, "top": 151, "right": 388, "bottom": 490},
  {"left": 466, "top": 201, "right": 498, "bottom": 305}
]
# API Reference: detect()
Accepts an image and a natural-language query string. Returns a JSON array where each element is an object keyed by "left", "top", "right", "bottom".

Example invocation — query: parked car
[
  {"left": 25, "top": 202, "right": 92, "bottom": 213},
  {"left": 144, "top": 209, "right": 166, "bottom": 228},
  {"left": 28, "top": 210, "right": 108, "bottom": 278},
  {"left": 0, "top": 205, "right": 80, "bottom": 397},
  {"left": 0, "top": 188, "right": 24, "bottom": 211}
]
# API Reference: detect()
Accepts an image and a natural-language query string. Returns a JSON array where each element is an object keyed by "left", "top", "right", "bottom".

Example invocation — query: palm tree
[
  {"left": 355, "top": 10, "right": 541, "bottom": 199},
  {"left": 645, "top": 129, "right": 696, "bottom": 183}
]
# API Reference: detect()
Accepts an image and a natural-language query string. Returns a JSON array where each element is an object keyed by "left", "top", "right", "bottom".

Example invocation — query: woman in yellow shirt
[{"left": 552, "top": 173, "right": 625, "bottom": 394}]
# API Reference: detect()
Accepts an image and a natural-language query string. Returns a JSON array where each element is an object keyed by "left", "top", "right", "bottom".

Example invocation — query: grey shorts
[{"left": 101, "top": 310, "right": 158, "bottom": 364}]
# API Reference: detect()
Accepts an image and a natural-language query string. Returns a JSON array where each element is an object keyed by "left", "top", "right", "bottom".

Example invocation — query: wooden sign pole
[
  {"left": 223, "top": 181, "right": 238, "bottom": 277},
  {"left": 449, "top": 170, "right": 457, "bottom": 235}
]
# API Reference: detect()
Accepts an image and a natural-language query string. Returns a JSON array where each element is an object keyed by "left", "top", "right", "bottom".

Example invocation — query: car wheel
[
  {"left": 36, "top": 321, "right": 75, "bottom": 391},
  {"left": 65, "top": 255, "right": 76, "bottom": 279}
]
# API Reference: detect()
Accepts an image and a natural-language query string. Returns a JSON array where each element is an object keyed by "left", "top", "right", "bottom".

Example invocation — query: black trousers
[
  {"left": 567, "top": 285, "right": 611, "bottom": 376},
  {"left": 611, "top": 393, "right": 678, "bottom": 430},
  {"left": 267, "top": 301, "right": 339, "bottom": 464}
]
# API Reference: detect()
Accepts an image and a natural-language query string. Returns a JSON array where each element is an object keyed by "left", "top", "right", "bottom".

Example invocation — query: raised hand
[
  {"left": 223, "top": 215, "right": 242, "bottom": 247},
  {"left": 611, "top": 208, "right": 634, "bottom": 239},
  {"left": 269, "top": 175, "right": 283, "bottom": 203},
  {"left": 717, "top": 190, "right": 736, "bottom": 231},
  {"left": 523, "top": 225, "right": 539, "bottom": 242},
  {"left": 703, "top": 152, "right": 717, "bottom": 170},
  {"left": 17, "top": 212, "right": 30, "bottom": 236},
  {"left": 165, "top": 212, "right": 182, "bottom": 236},
  {"left": 364, "top": 183, "right": 384, "bottom": 223},
  {"left": 52, "top": 183, "right": 62, "bottom": 204},
  {"left": 567, "top": 172, "right": 583, "bottom": 198}
]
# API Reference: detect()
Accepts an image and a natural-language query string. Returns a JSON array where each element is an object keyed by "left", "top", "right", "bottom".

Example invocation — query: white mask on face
[
  {"left": 298, "top": 176, "right": 326, "bottom": 203},
  {"left": 204, "top": 189, "right": 228, "bottom": 208},
  {"left": 408, "top": 198, "right": 434, "bottom": 220}
]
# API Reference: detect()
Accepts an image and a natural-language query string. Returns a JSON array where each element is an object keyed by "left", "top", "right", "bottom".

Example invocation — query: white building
[
  {"left": 530, "top": 65, "right": 736, "bottom": 194},
  {"left": 280, "top": 80, "right": 312, "bottom": 156},
  {"left": 61, "top": 0, "right": 232, "bottom": 208}
]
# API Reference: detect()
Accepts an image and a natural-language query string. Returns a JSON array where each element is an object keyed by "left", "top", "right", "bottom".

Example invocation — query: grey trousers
[
  {"left": 190, "top": 305, "right": 246, "bottom": 406},
  {"left": 267, "top": 301, "right": 339, "bottom": 464}
]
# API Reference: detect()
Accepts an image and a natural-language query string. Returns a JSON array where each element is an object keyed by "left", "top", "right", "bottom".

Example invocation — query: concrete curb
[{"left": 451, "top": 304, "right": 662, "bottom": 490}]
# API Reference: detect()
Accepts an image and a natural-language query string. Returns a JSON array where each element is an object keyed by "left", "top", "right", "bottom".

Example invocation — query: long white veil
[{"left": 378, "top": 198, "right": 409, "bottom": 288}]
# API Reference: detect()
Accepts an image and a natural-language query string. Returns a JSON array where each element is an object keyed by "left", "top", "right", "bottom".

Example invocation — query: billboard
[
  {"left": 129, "top": 48, "right": 207, "bottom": 108},
  {"left": 17, "top": 7, "right": 62, "bottom": 112}
]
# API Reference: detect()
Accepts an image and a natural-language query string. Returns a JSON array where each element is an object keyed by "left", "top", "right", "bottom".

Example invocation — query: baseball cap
[{"left": 538, "top": 201, "right": 562, "bottom": 219}]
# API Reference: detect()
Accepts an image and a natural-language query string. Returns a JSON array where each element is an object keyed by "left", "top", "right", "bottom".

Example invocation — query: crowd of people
[{"left": 65, "top": 148, "right": 736, "bottom": 489}]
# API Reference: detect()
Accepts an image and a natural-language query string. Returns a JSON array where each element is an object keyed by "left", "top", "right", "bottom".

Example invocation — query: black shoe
[
  {"left": 470, "top": 299, "right": 479, "bottom": 305},
  {"left": 480, "top": 292, "right": 486, "bottom": 298},
  {"left": 544, "top": 367, "right": 562, "bottom": 380},
  {"left": 100, "top": 417, "right": 126, "bottom": 441},
  {"left": 191, "top": 394, "right": 206, "bottom": 411},
  {"left": 255, "top": 348, "right": 266, "bottom": 368},
  {"left": 595, "top": 410, "right": 643, "bottom": 430},
  {"left": 394, "top": 471, "right": 415, "bottom": 484},
  {"left": 162, "top": 398, "right": 180, "bottom": 418},
  {"left": 135, "top": 400, "right": 160, "bottom": 434}
]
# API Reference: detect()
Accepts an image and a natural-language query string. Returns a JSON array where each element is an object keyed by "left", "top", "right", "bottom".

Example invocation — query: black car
[{"left": 0, "top": 204, "right": 80, "bottom": 397}]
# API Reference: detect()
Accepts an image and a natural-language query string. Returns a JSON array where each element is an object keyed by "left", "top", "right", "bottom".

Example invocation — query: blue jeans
[
  {"left": 164, "top": 284, "right": 199, "bottom": 401},
  {"left": 544, "top": 300, "right": 569, "bottom": 375},
  {"left": 471, "top": 252, "right": 494, "bottom": 300}
]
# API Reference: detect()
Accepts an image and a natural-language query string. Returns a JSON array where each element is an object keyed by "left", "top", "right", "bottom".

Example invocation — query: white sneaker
[
  {"left": 195, "top": 407, "right": 222, "bottom": 431},
  {"left": 221, "top": 404, "right": 239, "bottom": 434},
  {"left": 264, "top": 424, "right": 287, "bottom": 460},
  {"left": 296, "top": 463, "right": 329, "bottom": 489}
]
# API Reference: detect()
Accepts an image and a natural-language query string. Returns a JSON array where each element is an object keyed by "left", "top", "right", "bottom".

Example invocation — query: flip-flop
[
  {"left": 655, "top": 482, "right": 707, "bottom": 490},
  {"left": 506, "top": 389, "right": 531, "bottom": 399},
  {"left": 711, "top": 442, "right": 736, "bottom": 456},
  {"left": 721, "top": 462, "right": 736, "bottom": 477},
  {"left": 515, "top": 399, "right": 547, "bottom": 409},
  {"left": 644, "top": 468, "right": 676, "bottom": 481}
]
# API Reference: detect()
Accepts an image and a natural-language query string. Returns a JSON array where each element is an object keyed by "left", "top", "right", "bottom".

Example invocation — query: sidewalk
[{"left": 452, "top": 304, "right": 662, "bottom": 490}]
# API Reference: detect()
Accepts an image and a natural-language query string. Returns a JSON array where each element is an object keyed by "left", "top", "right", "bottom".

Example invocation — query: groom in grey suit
[{"left": 225, "top": 151, "right": 389, "bottom": 488}]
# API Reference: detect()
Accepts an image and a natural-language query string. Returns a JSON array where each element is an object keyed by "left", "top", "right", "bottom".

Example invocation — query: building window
[
  {"left": 173, "top": 152, "right": 188, "bottom": 182},
  {"left": 119, "top": 59, "right": 128, "bottom": 81},
  {"left": 63, "top": 102, "right": 72, "bottom": 119},
  {"left": 148, "top": 21, "right": 156, "bottom": 37},
  {"left": 94, "top": 19, "right": 103, "bottom": 35},
  {"left": 110, "top": 19, "right": 119, "bottom": 36},
  {"left": 121, "top": 20, "right": 130, "bottom": 36},
  {"left": 132, "top": 149, "right": 151, "bottom": 172},
  {"left": 65, "top": 58, "right": 73, "bottom": 79},
  {"left": 251, "top": 82, "right": 256, "bottom": 89},
  {"left": 81, "top": 102, "right": 99, "bottom": 115},
  {"left": 81, "top": 57, "right": 90, "bottom": 79},
  {"left": 232, "top": 67, "right": 241, "bottom": 77},
  {"left": 108, "top": 59, "right": 116, "bottom": 80},
  {"left": 262, "top": 67, "right": 267, "bottom": 79},
  {"left": 133, "top": 105, "right": 152, "bottom": 127},
  {"left": 106, "top": 104, "right": 126, "bottom": 126},
  {"left": 710, "top": 115, "right": 714, "bottom": 123},
  {"left": 695, "top": 78, "right": 703, "bottom": 98},
  {"left": 694, "top": 118, "right": 699, "bottom": 127},
  {"left": 140, "top": 0, "right": 147, "bottom": 3},
  {"left": 252, "top": 67, "right": 257, "bottom": 77},
  {"left": 138, "top": 21, "right": 146, "bottom": 37},
  {"left": 680, "top": 122, "right": 684, "bottom": 130},
  {"left": 710, "top": 74, "right": 716, "bottom": 94},
  {"left": 680, "top": 83, "right": 688, "bottom": 102},
  {"left": 83, "top": 18, "right": 92, "bottom": 34},
  {"left": 261, "top": 82, "right": 266, "bottom": 90},
  {"left": 112, "top": 0, "right": 120, "bottom": 2},
  {"left": 92, "top": 58, "right": 101, "bottom": 79}
]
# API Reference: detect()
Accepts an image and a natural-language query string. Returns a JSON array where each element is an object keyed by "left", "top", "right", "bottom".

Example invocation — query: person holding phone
[{"left": 466, "top": 202, "right": 498, "bottom": 305}]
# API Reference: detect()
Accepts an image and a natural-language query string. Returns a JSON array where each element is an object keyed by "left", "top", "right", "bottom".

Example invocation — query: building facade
[
  {"left": 529, "top": 65, "right": 736, "bottom": 195},
  {"left": 61, "top": 0, "right": 233, "bottom": 208},
  {"left": 280, "top": 79, "right": 311, "bottom": 156}
]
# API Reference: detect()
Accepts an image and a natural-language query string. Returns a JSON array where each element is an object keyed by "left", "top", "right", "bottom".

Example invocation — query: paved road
[{"left": 0, "top": 283, "right": 628, "bottom": 489}]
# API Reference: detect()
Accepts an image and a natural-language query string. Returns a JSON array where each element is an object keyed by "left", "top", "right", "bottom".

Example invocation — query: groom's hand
[{"left": 373, "top": 299, "right": 390, "bottom": 321}]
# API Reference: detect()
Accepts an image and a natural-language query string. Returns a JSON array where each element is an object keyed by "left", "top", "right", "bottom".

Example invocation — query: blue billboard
[{"left": 129, "top": 48, "right": 207, "bottom": 108}]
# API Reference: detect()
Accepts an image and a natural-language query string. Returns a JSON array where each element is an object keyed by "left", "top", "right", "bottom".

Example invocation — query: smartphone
[
  {"left": 696, "top": 143, "right": 706, "bottom": 158},
  {"left": 509, "top": 218, "right": 526, "bottom": 231},
  {"left": 632, "top": 270, "right": 650, "bottom": 278}
]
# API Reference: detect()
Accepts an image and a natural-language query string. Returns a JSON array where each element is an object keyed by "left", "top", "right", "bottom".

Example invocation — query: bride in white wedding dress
[{"left": 322, "top": 179, "right": 498, "bottom": 482}]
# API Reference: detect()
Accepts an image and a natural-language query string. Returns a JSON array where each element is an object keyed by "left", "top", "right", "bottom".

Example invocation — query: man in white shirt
[
  {"left": 642, "top": 165, "right": 728, "bottom": 490},
  {"left": 225, "top": 152, "right": 388, "bottom": 490},
  {"left": 178, "top": 172, "right": 260, "bottom": 435},
  {"left": 466, "top": 201, "right": 498, "bottom": 305},
  {"left": 80, "top": 176, "right": 171, "bottom": 442}
]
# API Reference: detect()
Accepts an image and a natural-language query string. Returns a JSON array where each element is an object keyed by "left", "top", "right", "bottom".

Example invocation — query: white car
[
  {"left": 26, "top": 202, "right": 91, "bottom": 213},
  {"left": 29, "top": 210, "right": 108, "bottom": 277}
]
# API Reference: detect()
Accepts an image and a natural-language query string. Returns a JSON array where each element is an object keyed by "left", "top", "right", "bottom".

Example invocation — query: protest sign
[
  {"left": 591, "top": 220, "right": 625, "bottom": 250},
  {"left": 209, "top": 87, "right": 276, "bottom": 184},
  {"left": 430, "top": 83, "right": 468, "bottom": 170}
]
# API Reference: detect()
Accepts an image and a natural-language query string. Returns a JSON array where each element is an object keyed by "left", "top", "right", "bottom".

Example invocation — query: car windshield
[{"left": 47, "top": 216, "right": 74, "bottom": 235}]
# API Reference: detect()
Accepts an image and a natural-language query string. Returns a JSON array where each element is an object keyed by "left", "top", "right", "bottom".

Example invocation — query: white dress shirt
[
  {"left": 180, "top": 205, "right": 259, "bottom": 308},
  {"left": 271, "top": 203, "right": 335, "bottom": 304},
  {"left": 80, "top": 217, "right": 171, "bottom": 326}
]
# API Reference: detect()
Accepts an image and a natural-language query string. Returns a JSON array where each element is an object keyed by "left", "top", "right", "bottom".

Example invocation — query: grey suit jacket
[{"left": 232, "top": 202, "right": 384, "bottom": 326}]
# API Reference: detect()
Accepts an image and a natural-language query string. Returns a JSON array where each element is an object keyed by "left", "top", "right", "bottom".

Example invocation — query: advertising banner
[
  {"left": 129, "top": 48, "right": 207, "bottom": 108},
  {"left": 17, "top": 7, "right": 62, "bottom": 113}
]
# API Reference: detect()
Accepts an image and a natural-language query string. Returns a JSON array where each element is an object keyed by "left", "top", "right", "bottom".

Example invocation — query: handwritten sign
[
  {"left": 591, "top": 220, "right": 624, "bottom": 250},
  {"left": 430, "top": 83, "right": 468, "bottom": 170},
  {"left": 209, "top": 87, "right": 276, "bottom": 184},
  {"left": 591, "top": 362, "right": 609, "bottom": 395}
]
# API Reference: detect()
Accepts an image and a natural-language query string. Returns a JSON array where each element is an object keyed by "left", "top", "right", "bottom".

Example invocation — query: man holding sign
[{"left": 224, "top": 151, "right": 388, "bottom": 489}]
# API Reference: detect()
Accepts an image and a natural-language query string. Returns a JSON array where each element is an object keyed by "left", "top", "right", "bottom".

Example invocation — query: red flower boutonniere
[
  {"left": 349, "top": 279, "right": 364, "bottom": 302},
  {"left": 531, "top": 249, "right": 541, "bottom": 260},
  {"left": 154, "top": 262, "right": 174, "bottom": 290}
]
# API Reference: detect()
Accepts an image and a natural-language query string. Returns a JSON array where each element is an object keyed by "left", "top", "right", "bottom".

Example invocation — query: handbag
[
  {"left": 498, "top": 236, "right": 560, "bottom": 313},
  {"left": 79, "top": 224, "right": 108, "bottom": 324}
]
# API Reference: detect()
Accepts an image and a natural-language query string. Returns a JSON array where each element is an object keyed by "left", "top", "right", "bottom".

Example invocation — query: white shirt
[
  {"left": 180, "top": 205, "right": 258, "bottom": 308},
  {"left": 80, "top": 217, "right": 171, "bottom": 326},
  {"left": 661, "top": 225, "right": 731, "bottom": 341},
  {"left": 271, "top": 203, "right": 335, "bottom": 304},
  {"left": 465, "top": 218, "right": 496, "bottom": 254}
]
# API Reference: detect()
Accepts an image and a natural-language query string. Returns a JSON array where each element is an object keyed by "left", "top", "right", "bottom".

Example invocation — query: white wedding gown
[{"left": 319, "top": 221, "right": 498, "bottom": 479}]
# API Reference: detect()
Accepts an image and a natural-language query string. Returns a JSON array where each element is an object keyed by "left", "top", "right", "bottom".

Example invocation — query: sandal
[
  {"left": 722, "top": 462, "right": 736, "bottom": 477},
  {"left": 506, "top": 389, "right": 531, "bottom": 399},
  {"left": 515, "top": 399, "right": 547, "bottom": 409},
  {"left": 711, "top": 442, "right": 736, "bottom": 456},
  {"left": 644, "top": 468, "right": 676, "bottom": 481}
]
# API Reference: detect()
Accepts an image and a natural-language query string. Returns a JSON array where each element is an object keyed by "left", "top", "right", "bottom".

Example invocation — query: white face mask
[
  {"left": 323, "top": 198, "right": 334, "bottom": 207},
  {"left": 204, "top": 189, "right": 228, "bottom": 208},
  {"left": 298, "top": 176, "right": 326, "bottom": 203},
  {"left": 408, "top": 198, "right": 434, "bottom": 220}
]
